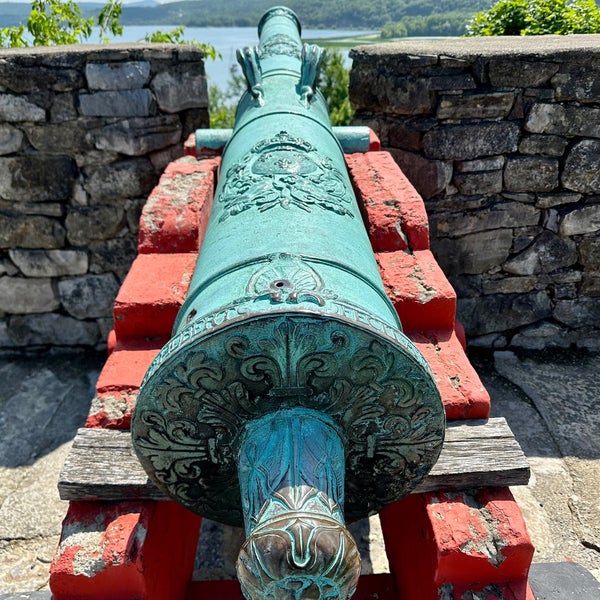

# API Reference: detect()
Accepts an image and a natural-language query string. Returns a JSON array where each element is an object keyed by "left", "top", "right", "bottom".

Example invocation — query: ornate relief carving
[
  {"left": 247, "top": 253, "right": 330, "bottom": 306},
  {"left": 132, "top": 315, "right": 445, "bottom": 525},
  {"left": 259, "top": 33, "right": 301, "bottom": 60},
  {"left": 218, "top": 131, "right": 353, "bottom": 222}
]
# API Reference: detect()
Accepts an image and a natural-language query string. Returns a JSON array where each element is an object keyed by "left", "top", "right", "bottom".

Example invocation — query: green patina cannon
[{"left": 132, "top": 7, "right": 445, "bottom": 599}]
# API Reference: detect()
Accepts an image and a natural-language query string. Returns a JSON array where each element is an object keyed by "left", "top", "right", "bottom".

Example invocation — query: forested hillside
[{"left": 0, "top": 0, "right": 494, "bottom": 29}]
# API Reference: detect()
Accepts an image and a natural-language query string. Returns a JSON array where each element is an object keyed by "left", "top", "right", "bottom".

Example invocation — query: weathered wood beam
[{"left": 58, "top": 417, "right": 530, "bottom": 502}]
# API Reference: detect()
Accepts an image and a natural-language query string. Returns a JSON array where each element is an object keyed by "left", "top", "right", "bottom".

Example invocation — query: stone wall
[
  {"left": 0, "top": 44, "right": 208, "bottom": 351},
  {"left": 350, "top": 35, "right": 600, "bottom": 349}
]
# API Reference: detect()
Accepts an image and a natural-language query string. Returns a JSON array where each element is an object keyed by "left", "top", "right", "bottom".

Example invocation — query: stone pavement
[{"left": 0, "top": 348, "right": 598, "bottom": 595}]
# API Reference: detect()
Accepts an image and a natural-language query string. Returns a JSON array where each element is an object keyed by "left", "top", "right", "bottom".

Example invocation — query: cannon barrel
[{"left": 132, "top": 7, "right": 445, "bottom": 599}]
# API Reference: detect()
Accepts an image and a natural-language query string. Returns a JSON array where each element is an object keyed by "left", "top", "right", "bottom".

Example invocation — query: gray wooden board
[{"left": 58, "top": 417, "right": 530, "bottom": 502}]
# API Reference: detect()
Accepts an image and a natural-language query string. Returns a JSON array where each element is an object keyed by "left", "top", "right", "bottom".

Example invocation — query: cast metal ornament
[{"left": 132, "top": 6, "right": 445, "bottom": 600}]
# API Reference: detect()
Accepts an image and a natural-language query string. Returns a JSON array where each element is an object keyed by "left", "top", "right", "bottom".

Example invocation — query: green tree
[
  {"left": 317, "top": 49, "right": 353, "bottom": 126},
  {"left": 466, "top": 0, "right": 600, "bottom": 35},
  {"left": 209, "top": 65, "right": 246, "bottom": 128}
]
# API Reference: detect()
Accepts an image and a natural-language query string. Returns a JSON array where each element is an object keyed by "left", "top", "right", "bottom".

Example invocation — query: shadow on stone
[{"left": 0, "top": 351, "right": 103, "bottom": 468}]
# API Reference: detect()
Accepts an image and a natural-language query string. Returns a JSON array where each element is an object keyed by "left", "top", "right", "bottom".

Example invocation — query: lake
[{"left": 89, "top": 26, "right": 377, "bottom": 89}]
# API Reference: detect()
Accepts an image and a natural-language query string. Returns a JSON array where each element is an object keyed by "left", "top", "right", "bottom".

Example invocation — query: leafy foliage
[
  {"left": 209, "top": 65, "right": 246, "bottom": 129},
  {"left": 0, "top": 0, "right": 218, "bottom": 60},
  {"left": 317, "top": 50, "right": 353, "bottom": 126},
  {"left": 0, "top": 0, "right": 95, "bottom": 46},
  {"left": 97, "top": 0, "right": 122, "bottom": 43},
  {"left": 466, "top": 0, "right": 600, "bottom": 35},
  {"left": 144, "top": 25, "right": 219, "bottom": 59}
]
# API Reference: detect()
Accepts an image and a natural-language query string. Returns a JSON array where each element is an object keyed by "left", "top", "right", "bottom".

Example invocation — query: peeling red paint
[
  {"left": 410, "top": 329, "right": 490, "bottom": 419},
  {"left": 112, "top": 253, "right": 197, "bottom": 341},
  {"left": 346, "top": 151, "right": 430, "bottom": 252},
  {"left": 377, "top": 249, "right": 457, "bottom": 333}
]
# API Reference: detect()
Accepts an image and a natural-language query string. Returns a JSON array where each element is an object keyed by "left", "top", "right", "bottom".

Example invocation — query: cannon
[{"left": 132, "top": 7, "right": 445, "bottom": 599}]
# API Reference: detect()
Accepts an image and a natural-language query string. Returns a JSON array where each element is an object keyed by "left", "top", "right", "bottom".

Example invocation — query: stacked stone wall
[
  {"left": 0, "top": 44, "right": 208, "bottom": 351},
  {"left": 350, "top": 35, "right": 600, "bottom": 349}
]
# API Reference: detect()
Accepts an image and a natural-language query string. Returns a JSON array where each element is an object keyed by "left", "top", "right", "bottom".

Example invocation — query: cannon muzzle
[{"left": 132, "top": 7, "right": 445, "bottom": 599}]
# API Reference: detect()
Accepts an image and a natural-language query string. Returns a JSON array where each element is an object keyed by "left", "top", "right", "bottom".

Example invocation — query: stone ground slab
[{"left": 0, "top": 353, "right": 102, "bottom": 594}]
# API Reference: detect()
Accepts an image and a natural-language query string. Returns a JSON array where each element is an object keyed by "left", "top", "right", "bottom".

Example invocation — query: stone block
[
  {"left": 387, "top": 117, "right": 436, "bottom": 151},
  {"left": 349, "top": 67, "right": 434, "bottom": 115},
  {"left": 65, "top": 205, "right": 125, "bottom": 245},
  {"left": 113, "top": 253, "right": 197, "bottom": 340},
  {"left": 89, "top": 235, "right": 137, "bottom": 276},
  {"left": 453, "top": 170, "right": 503, "bottom": 195},
  {"left": 504, "top": 156, "right": 559, "bottom": 192},
  {"left": 9, "top": 249, "right": 88, "bottom": 277},
  {"left": 24, "top": 123, "right": 93, "bottom": 153},
  {"left": 581, "top": 274, "right": 600, "bottom": 297},
  {"left": 0, "top": 94, "right": 45, "bottom": 122},
  {"left": 423, "top": 122, "right": 520, "bottom": 161},
  {"left": 526, "top": 103, "right": 600, "bottom": 138},
  {"left": 562, "top": 140, "right": 600, "bottom": 193},
  {"left": 483, "top": 276, "right": 537, "bottom": 295},
  {"left": 139, "top": 157, "right": 218, "bottom": 254},
  {"left": 0, "top": 276, "right": 59, "bottom": 314},
  {"left": 0, "top": 63, "right": 83, "bottom": 93},
  {"left": 150, "top": 64, "right": 208, "bottom": 113},
  {"left": 553, "top": 66, "right": 600, "bottom": 102},
  {"left": 0, "top": 124, "right": 23, "bottom": 155},
  {"left": 559, "top": 204, "right": 600, "bottom": 236},
  {"left": 86, "top": 61, "right": 151, "bottom": 91},
  {"left": 429, "top": 201, "right": 539, "bottom": 237},
  {"left": 554, "top": 298, "right": 600, "bottom": 328},
  {"left": 437, "top": 92, "right": 515, "bottom": 120},
  {"left": 427, "top": 73, "right": 476, "bottom": 91},
  {"left": 504, "top": 231, "right": 577, "bottom": 275},
  {"left": 0, "top": 213, "right": 65, "bottom": 249},
  {"left": 83, "top": 158, "right": 156, "bottom": 202},
  {"left": 94, "top": 115, "right": 182, "bottom": 156},
  {"left": 431, "top": 229, "right": 512, "bottom": 276},
  {"left": 377, "top": 249, "right": 456, "bottom": 332},
  {"left": 79, "top": 89, "right": 153, "bottom": 117},
  {"left": 345, "top": 151, "right": 430, "bottom": 251},
  {"left": 488, "top": 59, "right": 559, "bottom": 87},
  {"left": 535, "top": 192, "right": 581, "bottom": 209},
  {"left": 388, "top": 148, "right": 452, "bottom": 200},
  {"left": 409, "top": 329, "right": 490, "bottom": 419},
  {"left": 511, "top": 321, "right": 571, "bottom": 350},
  {"left": 0, "top": 156, "right": 77, "bottom": 202},
  {"left": 7, "top": 313, "right": 99, "bottom": 346},
  {"left": 50, "top": 93, "right": 78, "bottom": 122},
  {"left": 519, "top": 134, "right": 568, "bottom": 157},
  {"left": 458, "top": 291, "right": 552, "bottom": 336},
  {"left": 58, "top": 273, "right": 120, "bottom": 319},
  {"left": 579, "top": 237, "right": 600, "bottom": 269},
  {"left": 456, "top": 156, "right": 504, "bottom": 172},
  {"left": 49, "top": 501, "right": 201, "bottom": 600}
]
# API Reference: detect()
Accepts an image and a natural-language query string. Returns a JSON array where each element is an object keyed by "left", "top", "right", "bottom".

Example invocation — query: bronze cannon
[{"left": 132, "top": 7, "right": 445, "bottom": 599}]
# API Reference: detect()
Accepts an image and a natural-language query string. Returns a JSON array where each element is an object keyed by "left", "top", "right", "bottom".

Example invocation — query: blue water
[{"left": 89, "top": 26, "right": 375, "bottom": 89}]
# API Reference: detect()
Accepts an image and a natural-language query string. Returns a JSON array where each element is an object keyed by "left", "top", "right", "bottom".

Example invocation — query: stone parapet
[
  {"left": 0, "top": 44, "right": 208, "bottom": 351},
  {"left": 350, "top": 35, "right": 600, "bottom": 350}
]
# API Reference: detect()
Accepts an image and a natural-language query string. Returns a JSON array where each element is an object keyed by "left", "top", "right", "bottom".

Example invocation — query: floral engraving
[
  {"left": 218, "top": 131, "right": 354, "bottom": 222},
  {"left": 132, "top": 315, "right": 445, "bottom": 525}
]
